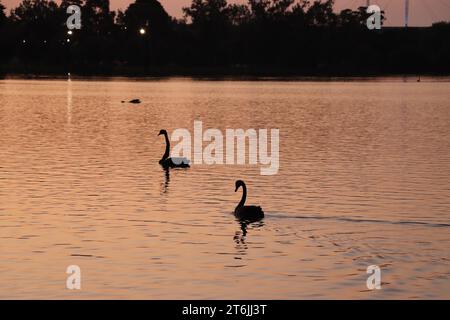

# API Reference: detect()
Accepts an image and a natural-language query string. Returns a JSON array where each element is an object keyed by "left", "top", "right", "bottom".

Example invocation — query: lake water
[{"left": 0, "top": 78, "right": 449, "bottom": 299}]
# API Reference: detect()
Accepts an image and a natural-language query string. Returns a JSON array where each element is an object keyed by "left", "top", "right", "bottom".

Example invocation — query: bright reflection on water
[{"left": 0, "top": 78, "right": 449, "bottom": 299}]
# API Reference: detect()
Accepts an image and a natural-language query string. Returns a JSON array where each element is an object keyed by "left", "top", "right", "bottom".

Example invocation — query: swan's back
[
  {"left": 235, "top": 205, "right": 264, "bottom": 219},
  {"left": 159, "top": 157, "right": 190, "bottom": 168}
]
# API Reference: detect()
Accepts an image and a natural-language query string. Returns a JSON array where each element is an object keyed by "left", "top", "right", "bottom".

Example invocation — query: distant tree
[
  {"left": 245, "top": 0, "right": 294, "bottom": 22},
  {"left": 228, "top": 4, "right": 251, "bottom": 26},
  {"left": 6, "top": 0, "right": 64, "bottom": 68},
  {"left": 289, "top": 0, "right": 310, "bottom": 27},
  {"left": 305, "top": 0, "right": 336, "bottom": 26},
  {"left": 12, "top": 0, "right": 59, "bottom": 23},
  {"left": 115, "top": 9, "right": 125, "bottom": 26},
  {"left": 267, "top": 0, "right": 294, "bottom": 19},
  {"left": 182, "top": 0, "right": 232, "bottom": 65},
  {"left": 114, "top": 0, "right": 174, "bottom": 68},
  {"left": 11, "top": 0, "right": 61, "bottom": 38},
  {"left": 123, "top": 0, "right": 171, "bottom": 37},
  {"left": 0, "top": 0, "right": 9, "bottom": 65},
  {"left": 338, "top": 8, "right": 360, "bottom": 27},
  {"left": 82, "top": 0, "right": 115, "bottom": 35},
  {"left": 432, "top": 21, "right": 450, "bottom": 28},
  {"left": 0, "top": 1, "right": 6, "bottom": 26},
  {"left": 342, "top": 5, "right": 385, "bottom": 28},
  {"left": 247, "top": 0, "right": 269, "bottom": 21},
  {"left": 1, "top": 0, "right": 449, "bottom": 75},
  {"left": 183, "top": 0, "right": 230, "bottom": 29}
]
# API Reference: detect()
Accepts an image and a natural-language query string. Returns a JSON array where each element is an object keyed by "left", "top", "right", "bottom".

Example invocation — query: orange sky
[{"left": 2, "top": 0, "right": 450, "bottom": 26}]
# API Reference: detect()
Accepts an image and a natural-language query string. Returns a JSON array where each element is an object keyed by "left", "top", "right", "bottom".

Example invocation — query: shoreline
[
  {"left": 2, "top": 73, "right": 450, "bottom": 82},
  {"left": 2, "top": 64, "right": 450, "bottom": 81}
]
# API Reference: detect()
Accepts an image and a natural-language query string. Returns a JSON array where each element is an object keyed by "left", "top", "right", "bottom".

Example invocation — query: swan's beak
[
  {"left": 157, "top": 133, "right": 161, "bottom": 136},
  {"left": 234, "top": 187, "right": 238, "bottom": 192}
]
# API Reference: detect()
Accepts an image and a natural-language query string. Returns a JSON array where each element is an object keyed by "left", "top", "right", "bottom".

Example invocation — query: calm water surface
[{"left": 0, "top": 78, "right": 449, "bottom": 299}]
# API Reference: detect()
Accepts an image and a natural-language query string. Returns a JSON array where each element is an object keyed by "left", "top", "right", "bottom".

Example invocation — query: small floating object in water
[{"left": 129, "top": 99, "right": 141, "bottom": 104}]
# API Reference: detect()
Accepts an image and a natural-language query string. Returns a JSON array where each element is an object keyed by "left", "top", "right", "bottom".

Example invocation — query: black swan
[
  {"left": 158, "top": 129, "right": 190, "bottom": 168},
  {"left": 234, "top": 180, "right": 264, "bottom": 220}
]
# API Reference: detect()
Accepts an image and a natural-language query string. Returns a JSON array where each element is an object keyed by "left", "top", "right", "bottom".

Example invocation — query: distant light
[
  {"left": 67, "top": 38, "right": 70, "bottom": 43},
  {"left": 22, "top": 40, "right": 26, "bottom": 43},
  {"left": 43, "top": 40, "right": 47, "bottom": 43},
  {"left": 139, "top": 28, "right": 146, "bottom": 35},
  {"left": 67, "top": 30, "right": 73, "bottom": 35}
]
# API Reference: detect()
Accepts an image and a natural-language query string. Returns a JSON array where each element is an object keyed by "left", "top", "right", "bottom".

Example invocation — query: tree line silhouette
[{"left": 0, "top": 0, "right": 449, "bottom": 76}]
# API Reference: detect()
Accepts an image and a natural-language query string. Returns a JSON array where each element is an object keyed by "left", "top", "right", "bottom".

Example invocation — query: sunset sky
[{"left": 2, "top": 0, "right": 450, "bottom": 26}]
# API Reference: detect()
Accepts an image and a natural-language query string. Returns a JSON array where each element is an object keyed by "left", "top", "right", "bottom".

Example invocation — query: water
[{"left": 0, "top": 78, "right": 449, "bottom": 299}]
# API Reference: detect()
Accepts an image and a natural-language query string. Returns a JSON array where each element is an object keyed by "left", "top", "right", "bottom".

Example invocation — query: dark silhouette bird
[
  {"left": 121, "top": 99, "right": 141, "bottom": 104},
  {"left": 234, "top": 180, "right": 264, "bottom": 220},
  {"left": 158, "top": 129, "right": 190, "bottom": 168}
]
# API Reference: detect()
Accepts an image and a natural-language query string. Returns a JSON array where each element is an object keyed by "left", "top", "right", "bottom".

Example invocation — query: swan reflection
[
  {"left": 160, "top": 167, "right": 170, "bottom": 194},
  {"left": 233, "top": 217, "right": 265, "bottom": 256}
]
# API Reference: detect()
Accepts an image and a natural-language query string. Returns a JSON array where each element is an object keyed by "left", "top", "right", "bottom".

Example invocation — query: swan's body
[
  {"left": 234, "top": 180, "right": 264, "bottom": 220},
  {"left": 159, "top": 157, "right": 190, "bottom": 168},
  {"left": 158, "top": 129, "right": 190, "bottom": 168}
]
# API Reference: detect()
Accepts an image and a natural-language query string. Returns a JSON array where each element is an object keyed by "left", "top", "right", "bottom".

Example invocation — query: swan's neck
[
  {"left": 162, "top": 132, "right": 170, "bottom": 161},
  {"left": 237, "top": 184, "right": 247, "bottom": 209}
]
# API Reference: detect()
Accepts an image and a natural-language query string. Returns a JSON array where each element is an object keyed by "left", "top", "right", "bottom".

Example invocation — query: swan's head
[
  {"left": 158, "top": 129, "right": 167, "bottom": 136},
  {"left": 235, "top": 180, "right": 245, "bottom": 192}
]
